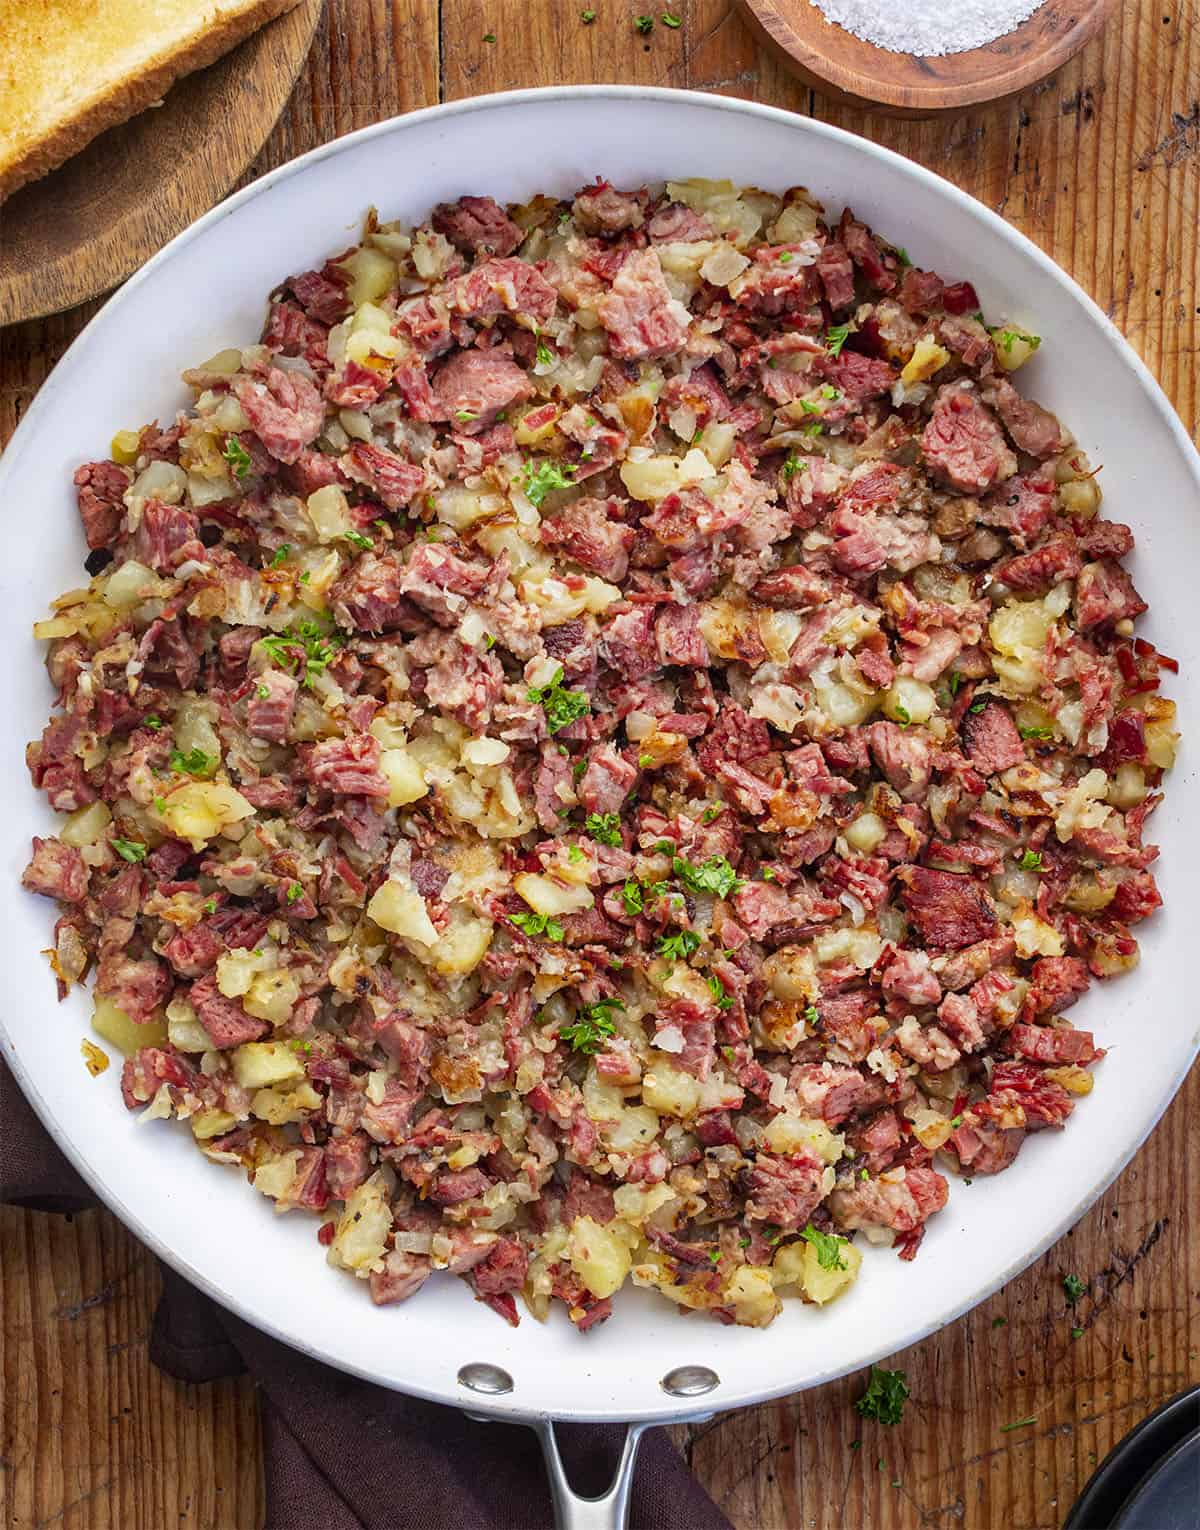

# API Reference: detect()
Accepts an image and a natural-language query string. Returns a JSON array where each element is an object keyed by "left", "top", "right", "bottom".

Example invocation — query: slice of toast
[{"left": 0, "top": 0, "right": 303, "bottom": 203}]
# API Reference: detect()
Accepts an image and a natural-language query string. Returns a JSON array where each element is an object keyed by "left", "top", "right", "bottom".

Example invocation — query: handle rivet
[
  {"left": 458, "top": 1362, "right": 515, "bottom": 1395},
  {"left": 661, "top": 1365, "right": 720, "bottom": 1397}
]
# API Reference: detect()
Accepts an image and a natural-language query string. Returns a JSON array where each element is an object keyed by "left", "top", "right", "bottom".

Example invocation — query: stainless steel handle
[{"left": 535, "top": 1418, "right": 650, "bottom": 1530}]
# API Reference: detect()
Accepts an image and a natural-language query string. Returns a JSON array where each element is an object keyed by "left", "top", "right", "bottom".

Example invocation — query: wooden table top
[{"left": 1, "top": 2, "right": 1196, "bottom": 1526}]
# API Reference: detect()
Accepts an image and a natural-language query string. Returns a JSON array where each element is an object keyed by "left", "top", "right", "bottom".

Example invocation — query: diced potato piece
[
  {"left": 1107, "top": 762, "right": 1147, "bottom": 809},
  {"left": 345, "top": 302, "right": 404, "bottom": 368},
  {"left": 514, "top": 405, "right": 561, "bottom": 447},
  {"left": 190, "top": 1108, "right": 237, "bottom": 1140},
  {"left": 328, "top": 1173, "right": 392, "bottom": 1271},
  {"left": 432, "top": 909, "right": 494, "bottom": 976},
  {"left": 306, "top": 485, "right": 354, "bottom": 544},
  {"left": 900, "top": 337, "right": 951, "bottom": 386},
  {"left": 642, "top": 1062, "right": 702, "bottom": 1119},
  {"left": 724, "top": 1266, "right": 781, "bottom": 1327},
  {"left": 61, "top": 801, "right": 112, "bottom": 848},
  {"left": 251, "top": 1080, "right": 323, "bottom": 1125},
  {"left": 773, "top": 1238, "right": 862, "bottom": 1304},
  {"left": 619, "top": 448, "right": 711, "bottom": 504},
  {"left": 603, "top": 1104, "right": 660, "bottom": 1151},
  {"left": 813, "top": 926, "right": 883, "bottom": 968},
  {"left": 33, "top": 616, "right": 80, "bottom": 640},
  {"left": 156, "top": 782, "right": 254, "bottom": 849},
  {"left": 845, "top": 811, "right": 887, "bottom": 855},
  {"left": 1144, "top": 713, "right": 1179, "bottom": 770},
  {"left": 813, "top": 674, "right": 877, "bottom": 728},
  {"left": 231, "top": 1041, "right": 305, "bottom": 1091},
  {"left": 166, "top": 998, "right": 212, "bottom": 1053},
  {"left": 1010, "top": 901, "right": 1065, "bottom": 958},
  {"left": 379, "top": 747, "right": 430, "bottom": 807},
  {"left": 253, "top": 1152, "right": 300, "bottom": 1202},
  {"left": 763, "top": 1113, "right": 844, "bottom": 1163},
  {"left": 368, "top": 881, "right": 439, "bottom": 944},
  {"left": 109, "top": 429, "right": 142, "bottom": 465},
  {"left": 697, "top": 597, "right": 757, "bottom": 662},
  {"left": 513, "top": 872, "right": 593, "bottom": 918},
  {"left": 697, "top": 420, "right": 736, "bottom": 467},
  {"left": 173, "top": 700, "right": 222, "bottom": 771},
  {"left": 990, "top": 598, "right": 1055, "bottom": 658},
  {"left": 1063, "top": 871, "right": 1117, "bottom": 914},
  {"left": 435, "top": 487, "right": 507, "bottom": 531},
  {"left": 699, "top": 244, "right": 750, "bottom": 287},
  {"left": 762, "top": 945, "right": 818, "bottom": 1003},
  {"left": 882, "top": 676, "right": 936, "bottom": 726},
  {"left": 583, "top": 1070, "right": 625, "bottom": 1122},
  {"left": 568, "top": 1216, "right": 633, "bottom": 1299},
  {"left": 1044, "top": 1064, "right": 1095, "bottom": 1096},
  {"left": 612, "top": 1183, "right": 678, "bottom": 1227},
  {"left": 1054, "top": 768, "right": 1109, "bottom": 843},
  {"left": 244, "top": 969, "right": 301, "bottom": 1026},
  {"left": 1059, "top": 477, "right": 1101, "bottom": 518},
  {"left": 338, "top": 245, "right": 398, "bottom": 306},
  {"left": 103, "top": 560, "right": 161, "bottom": 610},
  {"left": 92, "top": 995, "right": 166, "bottom": 1055},
  {"left": 992, "top": 329, "right": 1041, "bottom": 372},
  {"left": 215, "top": 946, "right": 269, "bottom": 998}
]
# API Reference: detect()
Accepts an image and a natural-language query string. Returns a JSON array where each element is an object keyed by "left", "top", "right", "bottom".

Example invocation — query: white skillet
[{"left": 2, "top": 88, "right": 1197, "bottom": 1526}]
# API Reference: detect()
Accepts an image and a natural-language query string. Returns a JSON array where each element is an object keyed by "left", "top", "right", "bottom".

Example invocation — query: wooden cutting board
[{"left": 0, "top": 0, "right": 323, "bottom": 328}]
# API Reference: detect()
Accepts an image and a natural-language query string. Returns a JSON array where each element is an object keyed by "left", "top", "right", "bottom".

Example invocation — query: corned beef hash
[{"left": 23, "top": 179, "right": 1178, "bottom": 1330}]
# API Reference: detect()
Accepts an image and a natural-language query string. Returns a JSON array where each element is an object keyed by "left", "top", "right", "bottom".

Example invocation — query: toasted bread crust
[{"left": 0, "top": 0, "right": 301, "bottom": 203}]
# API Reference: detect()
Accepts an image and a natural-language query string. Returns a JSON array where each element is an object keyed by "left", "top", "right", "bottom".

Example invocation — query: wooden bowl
[
  {"left": 0, "top": 0, "right": 323, "bottom": 327},
  {"left": 739, "top": 0, "right": 1118, "bottom": 116}
]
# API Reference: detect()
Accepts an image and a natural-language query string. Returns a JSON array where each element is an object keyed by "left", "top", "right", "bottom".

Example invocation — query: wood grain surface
[
  {"left": 0, "top": 0, "right": 324, "bottom": 328},
  {"left": 739, "top": 0, "right": 1118, "bottom": 115},
  {"left": 1, "top": 1, "right": 1197, "bottom": 1526}
]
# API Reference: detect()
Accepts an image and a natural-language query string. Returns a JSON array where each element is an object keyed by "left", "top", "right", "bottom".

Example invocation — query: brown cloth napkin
[{"left": 1, "top": 1060, "right": 732, "bottom": 1530}]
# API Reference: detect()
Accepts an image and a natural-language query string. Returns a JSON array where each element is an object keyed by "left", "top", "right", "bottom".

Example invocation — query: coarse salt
[{"left": 810, "top": 0, "right": 1046, "bottom": 57}]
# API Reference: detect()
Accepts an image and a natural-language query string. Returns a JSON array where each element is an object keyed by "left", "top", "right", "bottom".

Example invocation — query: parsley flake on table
[
  {"left": 854, "top": 1366, "right": 910, "bottom": 1426},
  {"left": 999, "top": 1415, "right": 1038, "bottom": 1433},
  {"left": 1062, "top": 1273, "right": 1087, "bottom": 1306},
  {"left": 527, "top": 665, "right": 591, "bottom": 734},
  {"left": 523, "top": 458, "right": 576, "bottom": 506},
  {"left": 581, "top": 7, "right": 596, "bottom": 20},
  {"left": 585, "top": 812, "right": 623, "bottom": 846},
  {"left": 511, "top": 911, "right": 565, "bottom": 942},
  {"left": 222, "top": 436, "right": 252, "bottom": 479},
  {"left": 661, "top": 11, "right": 682, "bottom": 26},
  {"left": 800, "top": 1224, "right": 849, "bottom": 1271},
  {"left": 560, "top": 997, "right": 624, "bottom": 1054},
  {"left": 111, "top": 838, "right": 148, "bottom": 863},
  {"left": 634, "top": 14, "right": 654, "bottom": 33}
]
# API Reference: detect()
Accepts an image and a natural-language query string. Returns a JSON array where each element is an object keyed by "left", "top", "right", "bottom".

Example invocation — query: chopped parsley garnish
[
  {"left": 761, "top": 867, "right": 776, "bottom": 881},
  {"left": 800, "top": 1224, "right": 849, "bottom": 1271},
  {"left": 621, "top": 879, "right": 644, "bottom": 915},
  {"left": 781, "top": 452, "right": 805, "bottom": 481},
  {"left": 800, "top": 421, "right": 824, "bottom": 440},
  {"left": 1063, "top": 1273, "right": 1086, "bottom": 1306},
  {"left": 144, "top": 715, "right": 163, "bottom": 730},
  {"left": 778, "top": 251, "right": 793, "bottom": 264},
  {"left": 455, "top": 408, "right": 478, "bottom": 422},
  {"left": 169, "top": 747, "right": 214, "bottom": 777},
  {"left": 799, "top": 398, "right": 822, "bottom": 414},
  {"left": 1018, "top": 849, "right": 1044, "bottom": 871},
  {"left": 567, "top": 845, "right": 585, "bottom": 864},
  {"left": 638, "top": 753, "right": 654, "bottom": 768},
  {"left": 1020, "top": 725, "right": 1053, "bottom": 739},
  {"left": 511, "top": 910, "right": 565, "bottom": 942},
  {"left": 707, "top": 974, "right": 733, "bottom": 1011},
  {"left": 286, "top": 882, "right": 304, "bottom": 904},
  {"left": 527, "top": 665, "right": 591, "bottom": 734},
  {"left": 672, "top": 854, "right": 741, "bottom": 898},
  {"left": 969, "top": 698, "right": 988, "bottom": 713},
  {"left": 261, "top": 619, "right": 343, "bottom": 688},
  {"left": 270, "top": 544, "right": 291, "bottom": 568},
  {"left": 257, "top": 684, "right": 270, "bottom": 699},
  {"left": 949, "top": 1113, "right": 964, "bottom": 1128},
  {"left": 111, "top": 838, "right": 148, "bottom": 863},
  {"left": 825, "top": 323, "right": 851, "bottom": 357},
  {"left": 661, "top": 10, "right": 682, "bottom": 25},
  {"left": 992, "top": 1316, "right": 1007, "bottom": 1329},
  {"left": 343, "top": 529, "right": 374, "bottom": 551},
  {"left": 1000, "top": 1415, "right": 1038, "bottom": 1433},
  {"left": 701, "top": 802, "right": 724, "bottom": 823},
  {"left": 585, "top": 812, "right": 622, "bottom": 847},
  {"left": 804, "top": 1004, "right": 819, "bottom": 1023},
  {"left": 658, "top": 928, "right": 701, "bottom": 961},
  {"left": 948, "top": 671, "right": 962, "bottom": 696},
  {"left": 854, "top": 1367, "right": 909, "bottom": 1426},
  {"left": 523, "top": 458, "right": 576, "bottom": 507},
  {"left": 560, "top": 997, "right": 624, "bottom": 1054},
  {"left": 203, "top": 899, "right": 217, "bottom": 915},
  {"left": 820, "top": 384, "right": 841, "bottom": 400},
  {"left": 535, "top": 341, "right": 555, "bottom": 367},
  {"left": 299, "top": 571, "right": 311, "bottom": 584},
  {"left": 895, "top": 247, "right": 912, "bottom": 268},
  {"left": 894, "top": 703, "right": 911, "bottom": 727},
  {"left": 707, "top": 1247, "right": 721, "bottom": 1264},
  {"left": 996, "top": 329, "right": 1041, "bottom": 355},
  {"left": 222, "top": 436, "right": 252, "bottom": 479},
  {"left": 634, "top": 13, "right": 654, "bottom": 32}
]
